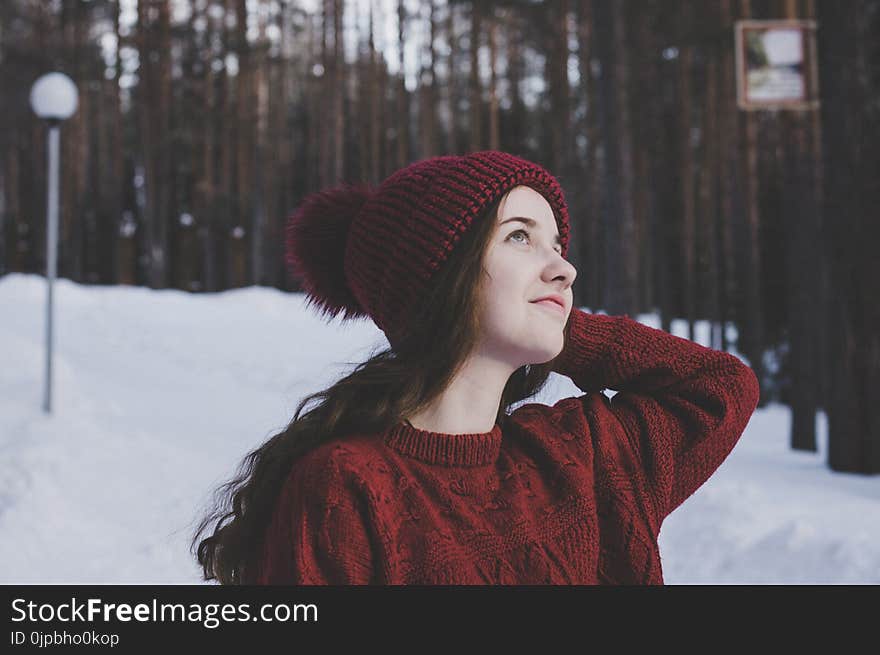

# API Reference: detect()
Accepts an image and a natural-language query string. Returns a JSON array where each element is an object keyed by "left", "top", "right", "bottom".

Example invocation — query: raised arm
[{"left": 551, "top": 308, "right": 760, "bottom": 531}]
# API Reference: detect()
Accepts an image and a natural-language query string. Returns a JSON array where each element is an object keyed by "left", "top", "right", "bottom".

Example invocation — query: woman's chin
[{"left": 525, "top": 341, "right": 564, "bottom": 366}]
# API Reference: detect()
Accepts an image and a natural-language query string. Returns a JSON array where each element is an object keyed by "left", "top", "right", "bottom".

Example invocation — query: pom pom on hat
[{"left": 284, "top": 183, "right": 373, "bottom": 323}]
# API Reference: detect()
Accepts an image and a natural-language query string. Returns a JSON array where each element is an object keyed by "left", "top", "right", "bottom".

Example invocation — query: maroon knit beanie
[{"left": 284, "top": 150, "right": 570, "bottom": 347}]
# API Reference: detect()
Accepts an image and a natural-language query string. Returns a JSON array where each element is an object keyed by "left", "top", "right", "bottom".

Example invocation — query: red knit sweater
[{"left": 254, "top": 309, "right": 760, "bottom": 584}]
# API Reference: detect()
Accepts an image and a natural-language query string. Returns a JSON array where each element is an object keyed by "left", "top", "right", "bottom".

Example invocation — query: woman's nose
[{"left": 545, "top": 251, "right": 577, "bottom": 285}]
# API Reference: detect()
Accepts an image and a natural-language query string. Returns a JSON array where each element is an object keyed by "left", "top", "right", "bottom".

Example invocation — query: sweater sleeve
[
  {"left": 273, "top": 450, "right": 377, "bottom": 585},
  {"left": 551, "top": 308, "right": 760, "bottom": 530}
]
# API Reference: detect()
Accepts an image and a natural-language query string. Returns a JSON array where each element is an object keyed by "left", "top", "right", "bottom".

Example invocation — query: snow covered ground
[{"left": 1, "top": 273, "right": 877, "bottom": 584}]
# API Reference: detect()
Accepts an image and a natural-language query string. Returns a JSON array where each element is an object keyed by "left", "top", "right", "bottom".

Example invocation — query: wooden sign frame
[{"left": 735, "top": 19, "right": 820, "bottom": 111}]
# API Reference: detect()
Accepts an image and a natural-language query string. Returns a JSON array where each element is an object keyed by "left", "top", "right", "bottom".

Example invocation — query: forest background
[{"left": 1, "top": 0, "right": 877, "bottom": 473}]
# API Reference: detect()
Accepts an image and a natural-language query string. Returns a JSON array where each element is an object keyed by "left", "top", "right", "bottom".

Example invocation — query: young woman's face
[{"left": 476, "top": 186, "right": 577, "bottom": 367}]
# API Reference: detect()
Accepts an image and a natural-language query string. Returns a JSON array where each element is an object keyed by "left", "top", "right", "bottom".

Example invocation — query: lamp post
[{"left": 29, "top": 72, "right": 78, "bottom": 414}]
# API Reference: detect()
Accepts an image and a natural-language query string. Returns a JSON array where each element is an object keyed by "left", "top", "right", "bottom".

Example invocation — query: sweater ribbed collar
[{"left": 383, "top": 419, "right": 502, "bottom": 467}]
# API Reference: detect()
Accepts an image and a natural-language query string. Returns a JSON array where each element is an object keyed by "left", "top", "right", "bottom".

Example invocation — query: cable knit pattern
[{"left": 254, "top": 309, "right": 760, "bottom": 585}]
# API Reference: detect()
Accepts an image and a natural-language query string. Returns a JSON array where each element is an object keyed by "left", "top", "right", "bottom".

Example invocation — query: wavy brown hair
[{"left": 191, "top": 190, "right": 572, "bottom": 584}]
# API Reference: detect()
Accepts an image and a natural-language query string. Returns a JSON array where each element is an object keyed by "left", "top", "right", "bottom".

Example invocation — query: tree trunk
[
  {"left": 676, "top": 1, "right": 696, "bottom": 339},
  {"left": 468, "top": 3, "right": 482, "bottom": 152},
  {"left": 420, "top": 0, "right": 439, "bottom": 157},
  {"left": 777, "top": 0, "right": 820, "bottom": 451},
  {"left": 817, "top": 0, "right": 880, "bottom": 474},
  {"left": 487, "top": 7, "right": 499, "bottom": 152},
  {"left": 592, "top": 0, "right": 637, "bottom": 316},
  {"left": 629, "top": 0, "right": 663, "bottom": 317},
  {"left": 333, "top": 0, "right": 344, "bottom": 181},
  {"left": 369, "top": 0, "right": 381, "bottom": 182},
  {"left": 736, "top": 0, "right": 767, "bottom": 392},
  {"left": 716, "top": 0, "right": 740, "bottom": 352},
  {"left": 504, "top": 6, "right": 526, "bottom": 156},
  {"left": 446, "top": 1, "right": 459, "bottom": 153},
  {"left": 696, "top": 2, "right": 721, "bottom": 347},
  {"left": 396, "top": 0, "right": 410, "bottom": 166},
  {"left": 546, "top": 0, "right": 570, "bottom": 176},
  {"left": 576, "top": 0, "right": 604, "bottom": 311}
]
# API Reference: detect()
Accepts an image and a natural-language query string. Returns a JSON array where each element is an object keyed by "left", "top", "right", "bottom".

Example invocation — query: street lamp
[{"left": 29, "top": 72, "right": 78, "bottom": 414}]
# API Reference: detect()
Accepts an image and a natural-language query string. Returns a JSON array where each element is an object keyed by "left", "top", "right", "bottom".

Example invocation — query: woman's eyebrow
[{"left": 498, "top": 216, "right": 562, "bottom": 245}]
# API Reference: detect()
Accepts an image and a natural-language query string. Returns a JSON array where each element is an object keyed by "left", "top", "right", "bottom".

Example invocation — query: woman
[{"left": 192, "top": 150, "right": 759, "bottom": 585}]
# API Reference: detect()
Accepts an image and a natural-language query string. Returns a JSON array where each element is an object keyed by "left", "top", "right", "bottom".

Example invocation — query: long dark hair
[{"left": 191, "top": 190, "right": 571, "bottom": 584}]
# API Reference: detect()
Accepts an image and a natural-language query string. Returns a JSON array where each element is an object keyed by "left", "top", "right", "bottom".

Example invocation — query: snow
[{"left": 1, "top": 272, "right": 877, "bottom": 584}]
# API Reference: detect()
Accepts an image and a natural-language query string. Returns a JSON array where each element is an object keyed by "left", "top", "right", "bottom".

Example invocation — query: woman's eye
[
  {"left": 508, "top": 229, "right": 563, "bottom": 255},
  {"left": 509, "top": 229, "right": 529, "bottom": 244}
]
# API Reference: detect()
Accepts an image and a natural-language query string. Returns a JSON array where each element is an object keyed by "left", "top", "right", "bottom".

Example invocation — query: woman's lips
[{"left": 531, "top": 299, "right": 566, "bottom": 315}]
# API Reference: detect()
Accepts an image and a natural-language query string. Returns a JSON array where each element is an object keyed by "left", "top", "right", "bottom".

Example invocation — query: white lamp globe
[{"left": 29, "top": 72, "right": 79, "bottom": 120}]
